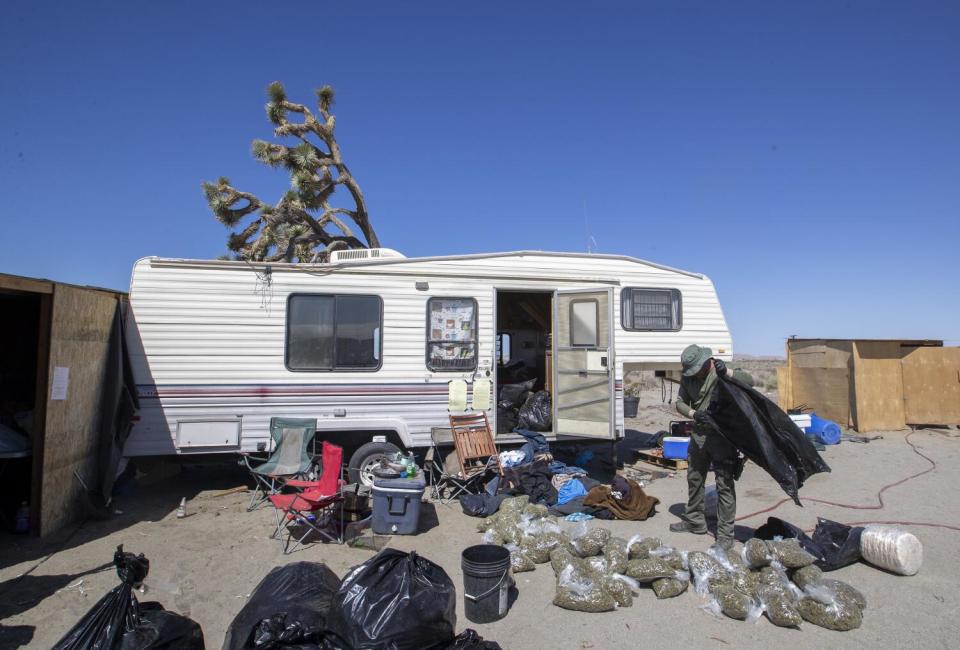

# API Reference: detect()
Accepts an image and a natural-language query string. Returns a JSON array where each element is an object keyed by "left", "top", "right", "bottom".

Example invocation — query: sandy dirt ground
[{"left": 2, "top": 395, "right": 959, "bottom": 650}]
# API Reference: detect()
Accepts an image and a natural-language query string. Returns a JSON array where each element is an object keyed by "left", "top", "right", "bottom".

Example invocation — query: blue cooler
[
  {"left": 372, "top": 477, "right": 426, "bottom": 535},
  {"left": 662, "top": 436, "right": 690, "bottom": 460}
]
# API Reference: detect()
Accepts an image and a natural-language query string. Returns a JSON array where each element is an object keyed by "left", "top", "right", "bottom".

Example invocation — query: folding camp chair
[
  {"left": 425, "top": 427, "right": 457, "bottom": 502},
  {"left": 269, "top": 441, "right": 346, "bottom": 553},
  {"left": 240, "top": 417, "right": 317, "bottom": 511},
  {"left": 432, "top": 413, "right": 502, "bottom": 503}
]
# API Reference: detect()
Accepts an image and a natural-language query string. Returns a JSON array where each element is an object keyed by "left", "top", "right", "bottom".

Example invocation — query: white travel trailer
[{"left": 124, "top": 249, "right": 732, "bottom": 483}]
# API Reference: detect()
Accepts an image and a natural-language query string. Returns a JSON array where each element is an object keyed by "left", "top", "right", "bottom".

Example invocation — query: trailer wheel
[{"left": 349, "top": 441, "right": 401, "bottom": 487}]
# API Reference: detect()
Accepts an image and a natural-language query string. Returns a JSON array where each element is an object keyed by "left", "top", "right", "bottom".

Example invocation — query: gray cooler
[{"left": 372, "top": 477, "right": 426, "bottom": 535}]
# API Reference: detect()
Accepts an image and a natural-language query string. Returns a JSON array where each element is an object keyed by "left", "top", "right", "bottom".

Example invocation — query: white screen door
[{"left": 554, "top": 288, "right": 614, "bottom": 438}]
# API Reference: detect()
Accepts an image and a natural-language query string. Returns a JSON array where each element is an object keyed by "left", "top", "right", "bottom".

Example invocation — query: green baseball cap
[{"left": 681, "top": 344, "right": 712, "bottom": 376}]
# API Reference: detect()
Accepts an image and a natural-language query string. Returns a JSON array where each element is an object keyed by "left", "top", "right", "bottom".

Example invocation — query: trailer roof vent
[{"left": 330, "top": 248, "right": 406, "bottom": 264}]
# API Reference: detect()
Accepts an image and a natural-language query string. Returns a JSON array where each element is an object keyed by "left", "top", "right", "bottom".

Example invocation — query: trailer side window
[
  {"left": 286, "top": 294, "right": 382, "bottom": 371},
  {"left": 621, "top": 288, "right": 682, "bottom": 331},
  {"left": 426, "top": 298, "right": 478, "bottom": 371}
]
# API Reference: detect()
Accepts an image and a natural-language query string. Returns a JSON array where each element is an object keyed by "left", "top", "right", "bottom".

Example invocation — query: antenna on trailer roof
[{"left": 583, "top": 200, "right": 596, "bottom": 254}]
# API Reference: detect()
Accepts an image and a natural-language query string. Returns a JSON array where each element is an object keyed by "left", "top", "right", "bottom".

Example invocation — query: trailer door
[{"left": 554, "top": 288, "right": 615, "bottom": 439}]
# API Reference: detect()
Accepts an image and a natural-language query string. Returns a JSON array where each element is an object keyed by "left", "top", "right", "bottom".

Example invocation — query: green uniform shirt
[{"left": 676, "top": 367, "right": 720, "bottom": 418}]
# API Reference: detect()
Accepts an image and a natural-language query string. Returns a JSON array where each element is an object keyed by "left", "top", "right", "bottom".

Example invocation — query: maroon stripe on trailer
[{"left": 136, "top": 383, "right": 450, "bottom": 400}]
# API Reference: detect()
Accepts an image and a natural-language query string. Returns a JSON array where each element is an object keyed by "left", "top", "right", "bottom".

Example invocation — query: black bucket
[{"left": 461, "top": 544, "right": 512, "bottom": 624}]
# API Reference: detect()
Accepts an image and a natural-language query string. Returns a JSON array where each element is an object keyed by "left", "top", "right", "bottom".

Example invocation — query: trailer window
[
  {"left": 621, "top": 288, "right": 682, "bottom": 331},
  {"left": 427, "top": 298, "right": 478, "bottom": 371},
  {"left": 286, "top": 294, "right": 382, "bottom": 371},
  {"left": 496, "top": 333, "right": 511, "bottom": 365},
  {"left": 570, "top": 299, "right": 599, "bottom": 347}
]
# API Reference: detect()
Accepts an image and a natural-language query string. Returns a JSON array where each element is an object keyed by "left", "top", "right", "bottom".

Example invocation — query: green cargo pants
[{"left": 682, "top": 427, "right": 738, "bottom": 541}]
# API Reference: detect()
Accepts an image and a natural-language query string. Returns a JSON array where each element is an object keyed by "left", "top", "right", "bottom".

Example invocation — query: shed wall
[
  {"left": 40, "top": 285, "right": 119, "bottom": 535},
  {"left": 851, "top": 341, "right": 906, "bottom": 431}
]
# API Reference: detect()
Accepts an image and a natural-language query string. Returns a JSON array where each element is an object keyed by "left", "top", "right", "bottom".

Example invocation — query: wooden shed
[
  {"left": 0, "top": 273, "right": 128, "bottom": 536},
  {"left": 777, "top": 338, "right": 960, "bottom": 432}
]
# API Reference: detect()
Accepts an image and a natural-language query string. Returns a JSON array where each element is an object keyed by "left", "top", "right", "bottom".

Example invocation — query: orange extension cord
[{"left": 734, "top": 430, "right": 960, "bottom": 533}]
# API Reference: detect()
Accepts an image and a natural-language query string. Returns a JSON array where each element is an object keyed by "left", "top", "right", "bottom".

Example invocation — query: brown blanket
[{"left": 582, "top": 478, "right": 659, "bottom": 520}]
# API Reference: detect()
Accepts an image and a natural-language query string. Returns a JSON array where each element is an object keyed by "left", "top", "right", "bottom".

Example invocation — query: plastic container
[
  {"left": 462, "top": 544, "right": 512, "bottom": 624},
  {"left": 807, "top": 413, "right": 841, "bottom": 445},
  {"left": 372, "top": 477, "right": 426, "bottom": 535},
  {"left": 662, "top": 436, "right": 690, "bottom": 459}
]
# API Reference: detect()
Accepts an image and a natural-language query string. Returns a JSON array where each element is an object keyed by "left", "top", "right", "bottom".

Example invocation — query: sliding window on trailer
[{"left": 285, "top": 294, "right": 383, "bottom": 371}]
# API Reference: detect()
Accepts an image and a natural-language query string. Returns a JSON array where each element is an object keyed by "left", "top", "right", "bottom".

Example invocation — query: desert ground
[{"left": 2, "top": 389, "right": 958, "bottom": 650}]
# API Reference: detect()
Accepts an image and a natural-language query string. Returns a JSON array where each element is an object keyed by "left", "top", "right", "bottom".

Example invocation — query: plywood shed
[
  {"left": 777, "top": 338, "right": 959, "bottom": 432},
  {"left": 0, "top": 272, "right": 128, "bottom": 536}
]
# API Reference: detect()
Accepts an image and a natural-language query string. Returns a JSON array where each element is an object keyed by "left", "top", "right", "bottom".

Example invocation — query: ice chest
[
  {"left": 372, "top": 477, "right": 426, "bottom": 535},
  {"left": 662, "top": 436, "right": 690, "bottom": 460}
]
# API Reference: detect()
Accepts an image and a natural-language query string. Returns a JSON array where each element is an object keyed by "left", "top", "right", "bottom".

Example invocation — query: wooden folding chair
[{"left": 445, "top": 413, "right": 502, "bottom": 499}]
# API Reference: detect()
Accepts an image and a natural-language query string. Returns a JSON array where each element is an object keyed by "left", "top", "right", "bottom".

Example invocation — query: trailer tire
[{"left": 349, "top": 441, "right": 402, "bottom": 487}]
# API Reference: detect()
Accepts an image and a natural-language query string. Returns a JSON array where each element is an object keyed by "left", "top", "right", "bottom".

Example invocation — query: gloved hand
[
  {"left": 693, "top": 409, "right": 711, "bottom": 426},
  {"left": 713, "top": 358, "right": 728, "bottom": 377}
]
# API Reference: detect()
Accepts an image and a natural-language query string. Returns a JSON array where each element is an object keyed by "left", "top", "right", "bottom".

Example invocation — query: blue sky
[{"left": 1, "top": 2, "right": 957, "bottom": 354}]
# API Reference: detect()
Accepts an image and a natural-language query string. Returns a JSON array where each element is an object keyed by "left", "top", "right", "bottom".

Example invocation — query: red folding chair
[{"left": 269, "top": 441, "right": 346, "bottom": 553}]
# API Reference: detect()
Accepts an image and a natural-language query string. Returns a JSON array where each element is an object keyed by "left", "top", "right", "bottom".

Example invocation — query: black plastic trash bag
[
  {"left": 499, "top": 379, "right": 536, "bottom": 409},
  {"left": 705, "top": 376, "right": 829, "bottom": 505},
  {"left": 223, "top": 562, "right": 341, "bottom": 650},
  {"left": 325, "top": 549, "right": 456, "bottom": 650},
  {"left": 53, "top": 545, "right": 204, "bottom": 650},
  {"left": 460, "top": 493, "right": 507, "bottom": 518},
  {"left": 121, "top": 603, "right": 205, "bottom": 649},
  {"left": 517, "top": 391, "right": 552, "bottom": 432},
  {"left": 496, "top": 407, "right": 519, "bottom": 434},
  {"left": 754, "top": 516, "right": 863, "bottom": 571},
  {"left": 444, "top": 629, "right": 502, "bottom": 649},
  {"left": 810, "top": 518, "right": 863, "bottom": 570}
]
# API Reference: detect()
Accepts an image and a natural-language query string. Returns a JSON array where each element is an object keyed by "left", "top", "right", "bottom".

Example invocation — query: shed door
[
  {"left": 554, "top": 288, "right": 614, "bottom": 439},
  {"left": 901, "top": 346, "right": 960, "bottom": 425}
]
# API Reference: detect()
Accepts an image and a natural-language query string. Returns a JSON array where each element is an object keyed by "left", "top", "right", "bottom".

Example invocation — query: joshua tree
[{"left": 203, "top": 82, "right": 380, "bottom": 262}]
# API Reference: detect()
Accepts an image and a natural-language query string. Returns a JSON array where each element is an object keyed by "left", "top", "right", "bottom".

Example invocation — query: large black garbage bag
[
  {"left": 444, "top": 630, "right": 502, "bottom": 649},
  {"left": 53, "top": 546, "right": 204, "bottom": 650},
  {"left": 496, "top": 407, "right": 519, "bottom": 434},
  {"left": 325, "top": 549, "right": 456, "bottom": 650},
  {"left": 755, "top": 516, "right": 808, "bottom": 543},
  {"left": 222, "top": 562, "right": 341, "bottom": 650},
  {"left": 498, "top": 379, "right": 536, "bottom": 409},
  {"left": 517, "top": 391, "right": 551, "bottom": 431},
  {"left": 460, "top": 493, "right": 507, "bottom": 517},
  {"left": 810, "top": 518, "right": 863, "bottom": 570},
  {"left": 120, "top": 603, "right": 205, "bottom": 649},
  {"left": 705, "top": 375, "right": 829, "bottom": 505},
  {"left": 754, "top": 517, "right": 863, "bottom": 571}
]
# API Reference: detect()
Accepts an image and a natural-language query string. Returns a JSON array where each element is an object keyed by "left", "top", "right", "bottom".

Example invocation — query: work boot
[
  {"left": 669, "top": 521, "right": 708, "bottom": 535},
  {"left": 716, "top": 537, "right": 735, "bottom": 552}
]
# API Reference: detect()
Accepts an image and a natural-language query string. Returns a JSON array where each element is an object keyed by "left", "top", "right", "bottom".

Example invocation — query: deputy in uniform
[{"left": 669, "top": 344, "right": 740, "bottom": 550}]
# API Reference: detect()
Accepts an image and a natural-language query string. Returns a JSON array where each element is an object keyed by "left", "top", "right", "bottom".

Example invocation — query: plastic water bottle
[
  {"left": 14, "top": 502, "right": 29, "bottom": 534},
  {"left": 176, "top": 497, "right": 187, "bottom": 518}
]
